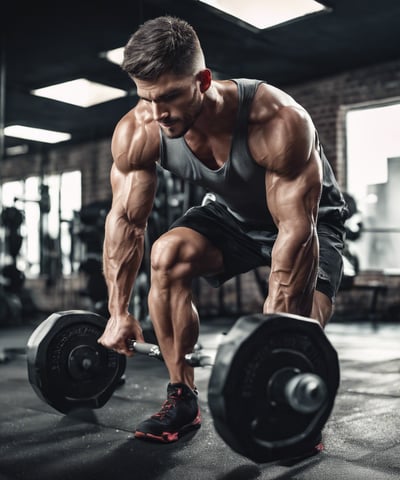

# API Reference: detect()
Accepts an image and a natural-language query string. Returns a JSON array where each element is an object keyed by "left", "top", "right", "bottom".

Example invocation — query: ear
[{"left": 198, "top": 69, "right": 212, "bottom": 93}]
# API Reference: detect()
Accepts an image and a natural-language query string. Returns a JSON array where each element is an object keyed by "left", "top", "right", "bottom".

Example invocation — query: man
[{"left": 98, "top": 16, "right": 348, "bottom": 446}]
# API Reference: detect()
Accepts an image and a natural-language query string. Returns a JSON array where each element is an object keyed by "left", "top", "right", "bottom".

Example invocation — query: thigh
[
  {"left": 151, "top": 226, "right": 225, "bottom": 279},
  {"left": 169, "top": 202, "right": 272, "bottom": 287}
]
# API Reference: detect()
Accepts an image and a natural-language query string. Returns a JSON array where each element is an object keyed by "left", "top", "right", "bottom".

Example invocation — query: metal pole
[{"left": 0, "top": 32, "right": 6, "bottom": 165}]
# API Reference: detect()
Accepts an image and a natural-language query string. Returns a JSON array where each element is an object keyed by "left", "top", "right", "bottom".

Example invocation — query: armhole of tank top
[
  {"left": 314, "top": 130, "right": 322, "bottom": 156},
  {"left": 158, "top": 128, "right": 166, "bottom": 168},
  {"left": 237, "top": 80, "right": 265, "bottom": 166},
  {"left": 237, "top": 79, "right": 264, "bottom": 127}
]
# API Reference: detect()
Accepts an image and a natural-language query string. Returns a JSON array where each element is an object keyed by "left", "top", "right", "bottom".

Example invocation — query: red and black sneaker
[{"left": 134, "top": 383, "right": 201, "bottom": 443}]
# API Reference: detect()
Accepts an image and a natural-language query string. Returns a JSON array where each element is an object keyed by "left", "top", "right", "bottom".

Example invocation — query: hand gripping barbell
[{"left": 26, "top": 310, "right": 340, "bottom": 463}]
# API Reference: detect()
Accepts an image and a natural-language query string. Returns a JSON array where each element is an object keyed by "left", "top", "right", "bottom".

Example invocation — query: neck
[{"left": 188, "top": 81, "right": 230, "bottom": 136}]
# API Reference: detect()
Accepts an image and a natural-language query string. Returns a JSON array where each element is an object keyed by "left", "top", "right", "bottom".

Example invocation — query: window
[
  {"left": 346, "top": 102, "right": 400, "bottom": 272},
  {"left": 1, "top": 171, "right": 82, "bottom": 277}
]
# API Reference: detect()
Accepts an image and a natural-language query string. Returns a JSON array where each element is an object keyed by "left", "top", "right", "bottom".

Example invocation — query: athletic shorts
[{"left": 169, "top": 200, "right": 346, "bottom": 303}]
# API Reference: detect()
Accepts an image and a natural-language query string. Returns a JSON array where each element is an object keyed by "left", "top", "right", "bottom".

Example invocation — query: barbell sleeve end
[{"left": 285, "top": 372, "right": 328, "bottom": 414}]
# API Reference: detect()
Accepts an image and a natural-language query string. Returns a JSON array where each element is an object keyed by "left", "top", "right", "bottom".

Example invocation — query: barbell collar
[
  {"left": 269, "top": 367, "right": 328, "bottom": 414},
  {"left": 285, "top": 372, "right": 327, "bottom": 414}
]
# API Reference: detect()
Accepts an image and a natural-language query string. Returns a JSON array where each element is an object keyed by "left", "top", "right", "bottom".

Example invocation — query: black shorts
[{"left": 169, "top": 201, "right": 346, "bottom": 303}]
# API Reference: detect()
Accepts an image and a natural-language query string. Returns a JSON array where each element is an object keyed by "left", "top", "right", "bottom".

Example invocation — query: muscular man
[{"left": 98, "top": 16, "right": 348, "bottom": 444}]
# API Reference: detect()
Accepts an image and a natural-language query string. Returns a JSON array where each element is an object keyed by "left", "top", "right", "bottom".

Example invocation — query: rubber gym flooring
[{"left": 0, "top": 314, "right": 400, "bottom": 480}]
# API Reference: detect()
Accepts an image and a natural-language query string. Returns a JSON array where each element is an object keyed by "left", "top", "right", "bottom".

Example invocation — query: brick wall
[
  {"left": 1, "top": 138, "right": 113, "bottom": 206},
  {"left": 285, "top": 58, "right": 400, "bottom": 186},
  {"left": 2, "top": 57, "right": 400, "bottom": 317}
]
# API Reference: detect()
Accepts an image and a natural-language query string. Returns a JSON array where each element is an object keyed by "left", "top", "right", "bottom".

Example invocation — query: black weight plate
[
  {"left": 27, "top": 310, "right": 126, "bottom": 414},
  {"left": 208, "top": 313, "right": 340, "bottom": 463}
]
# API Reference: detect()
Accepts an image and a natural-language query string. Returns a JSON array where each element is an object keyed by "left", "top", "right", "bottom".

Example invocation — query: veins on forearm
[
  {"left": 103, "top": 212, "right": 145, "bottom": 279},
  {"left": 266, "top": 227, "right": 318, "bottom": 315}
]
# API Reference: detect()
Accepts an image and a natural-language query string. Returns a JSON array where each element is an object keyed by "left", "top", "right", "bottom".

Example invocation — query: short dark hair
[{"left": 121, "top": 16, "right": 205, "bottom": 80}]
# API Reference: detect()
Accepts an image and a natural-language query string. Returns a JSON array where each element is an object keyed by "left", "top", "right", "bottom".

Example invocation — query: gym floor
[{"left": 1, "top": 315, "right": 400, "bottom": 480}]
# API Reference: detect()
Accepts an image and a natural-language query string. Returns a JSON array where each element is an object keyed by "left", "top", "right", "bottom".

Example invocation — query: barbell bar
[{"left": 26, "top": 309, "right": 340, "bottom": 463}]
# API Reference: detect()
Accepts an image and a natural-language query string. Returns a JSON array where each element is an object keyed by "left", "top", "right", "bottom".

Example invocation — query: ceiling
[{"left": 3, "top": 0, "right": 400, "bottom": 159}]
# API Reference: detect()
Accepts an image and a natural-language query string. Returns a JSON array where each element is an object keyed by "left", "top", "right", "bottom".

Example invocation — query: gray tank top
[{"left": 159, "top": 78, "right": 347, "bottom": 230}]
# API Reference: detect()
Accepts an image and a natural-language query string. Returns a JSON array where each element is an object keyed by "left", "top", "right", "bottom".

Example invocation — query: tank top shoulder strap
[{"left": 231, "top": 78, "right": 264, "bottom": 129}]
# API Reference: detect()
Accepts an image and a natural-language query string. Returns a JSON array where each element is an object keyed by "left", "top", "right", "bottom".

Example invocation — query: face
[{"left": 134, "top": 72, "right": 205, "bottom": 138}]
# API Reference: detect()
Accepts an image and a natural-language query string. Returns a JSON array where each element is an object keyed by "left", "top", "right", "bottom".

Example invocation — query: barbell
[{"left": 26, "top": 309, "right": 340, "bottom": 463}]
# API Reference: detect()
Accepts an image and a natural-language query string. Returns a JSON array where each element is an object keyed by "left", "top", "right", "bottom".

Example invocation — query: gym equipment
[
  {"left": 1, "top": 264, "right": 25, "bottom": 293},
  {"left": 27, "top": 311, "right": 126, "bottom": 413},
  {"left": 0, "top": 206, "right": 24, "bottom": 230},
  {"left": 207, "top": 313, "right": 339, "bottom": 462},
  {"left": 26, "top": 310, "right": 339, "bottom": 463},
  {"left": 0, "top": 206, "right": 25, "bottom": 293}
]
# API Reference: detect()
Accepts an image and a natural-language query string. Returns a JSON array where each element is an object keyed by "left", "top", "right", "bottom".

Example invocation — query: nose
[{"left": 151, "top": 101, "right": 169, "bottom": 122}]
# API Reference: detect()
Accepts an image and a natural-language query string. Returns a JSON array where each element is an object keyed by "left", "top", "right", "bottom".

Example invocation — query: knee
[{"left": 150, "top": 231, "right": 193, "bottom": 277}]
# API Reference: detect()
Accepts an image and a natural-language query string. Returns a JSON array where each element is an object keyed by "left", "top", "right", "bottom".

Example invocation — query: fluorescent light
[
  {"left": 5, "top": 145, "right": 29, "bottom": 156},
  {"left": 5, "top": 125, "right": 71, "bottom": 144},
  {"left": 199, "top": 0, "right": 327, "bottom": 29},
  {"left": 32, "top": 78, "right": 127, "bottom": 107},
  {"left": 103, "top": 47, "right": 124, "bottom": 66}
]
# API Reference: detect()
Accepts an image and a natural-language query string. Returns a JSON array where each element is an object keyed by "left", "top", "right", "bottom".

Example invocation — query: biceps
[{"left": 267, "top": 169, "right": 321, "bottom": 235}]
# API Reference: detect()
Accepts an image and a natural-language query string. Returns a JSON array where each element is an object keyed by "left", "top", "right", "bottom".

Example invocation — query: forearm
[
  {"left": 103, "top": 211, "right": 146, "bottom": 316},
  {"left": 264, "top": 226, "right": 319, "bottom": 316}
]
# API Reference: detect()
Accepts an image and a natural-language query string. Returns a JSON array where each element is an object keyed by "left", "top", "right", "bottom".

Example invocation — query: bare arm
[
  {"left": 254, "top": 105, "right": 322, "bottom": 316},
  {"left": 98, "top": 113, "right": 158, "bottom": 355},
  {"left": 103, "top": 164, "right": 157, "bottom": 317}
]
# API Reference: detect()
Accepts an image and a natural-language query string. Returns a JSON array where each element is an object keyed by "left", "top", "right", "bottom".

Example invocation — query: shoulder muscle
[
  {"left": 249, "top": 85, "right": 316, "bottom": 177},
  {"left": 111, "top": 106, "right": 159, "bottom": 174}
]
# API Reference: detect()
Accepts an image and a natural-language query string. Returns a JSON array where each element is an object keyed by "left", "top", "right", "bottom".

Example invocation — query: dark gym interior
[{"left": 1, "top": 1, "right": 400, "bottom": 479}]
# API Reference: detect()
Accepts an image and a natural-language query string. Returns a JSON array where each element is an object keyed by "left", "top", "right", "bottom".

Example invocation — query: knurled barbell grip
[
  {"left": 127, "top": 340, "right": 214, "bottom": 367},
  {"left": 128, "top": 340, "right": 163, "bottom": 361}
]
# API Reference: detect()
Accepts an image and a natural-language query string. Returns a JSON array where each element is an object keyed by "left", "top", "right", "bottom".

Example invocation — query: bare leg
[
  {"left": 148, "top": 227, "right": 224, "bottom": 390},
  {"left": 311, "top": 290, "right": 334, "bottom": 328}
]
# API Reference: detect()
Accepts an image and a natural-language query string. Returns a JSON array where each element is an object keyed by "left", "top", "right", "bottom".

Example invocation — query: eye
[{"left": 162, "top": 91, "right": 180, "bottom": 102}]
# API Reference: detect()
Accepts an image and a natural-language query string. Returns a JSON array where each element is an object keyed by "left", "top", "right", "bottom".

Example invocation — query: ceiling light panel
[
  {"left": 5, "top": 125, "right": 71, "bottom": 144},
  {"left": 32, "top": 78, "right": 127, "bottom": 107},
  {"left": 199, "top": 0, "right": 327, "bottom": 29},
  {"left": 103, "top": 47, "right": 124, "bottom": 66}
]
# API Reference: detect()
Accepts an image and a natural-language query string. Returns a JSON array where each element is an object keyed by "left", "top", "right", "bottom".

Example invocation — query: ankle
[
  {"left": 167, "top": 383, "right": 199, "bottom": 402},
  {"left": 169, "top": 381, "right": 197, "bottom": 394}
]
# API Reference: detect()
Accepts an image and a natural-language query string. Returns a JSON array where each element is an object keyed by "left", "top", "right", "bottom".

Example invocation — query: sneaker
[{"left": 134, "top": 383, "right": 201, "bottom": 443}]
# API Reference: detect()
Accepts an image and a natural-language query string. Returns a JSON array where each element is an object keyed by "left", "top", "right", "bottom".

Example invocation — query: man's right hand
[{"left": 97, "top": 312, "right": 145, "bottom": 357}]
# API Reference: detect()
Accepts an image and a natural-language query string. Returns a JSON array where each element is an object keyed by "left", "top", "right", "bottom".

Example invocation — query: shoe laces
[{"left": 152, "top": 387, "right": 183, "bottom": 419}]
